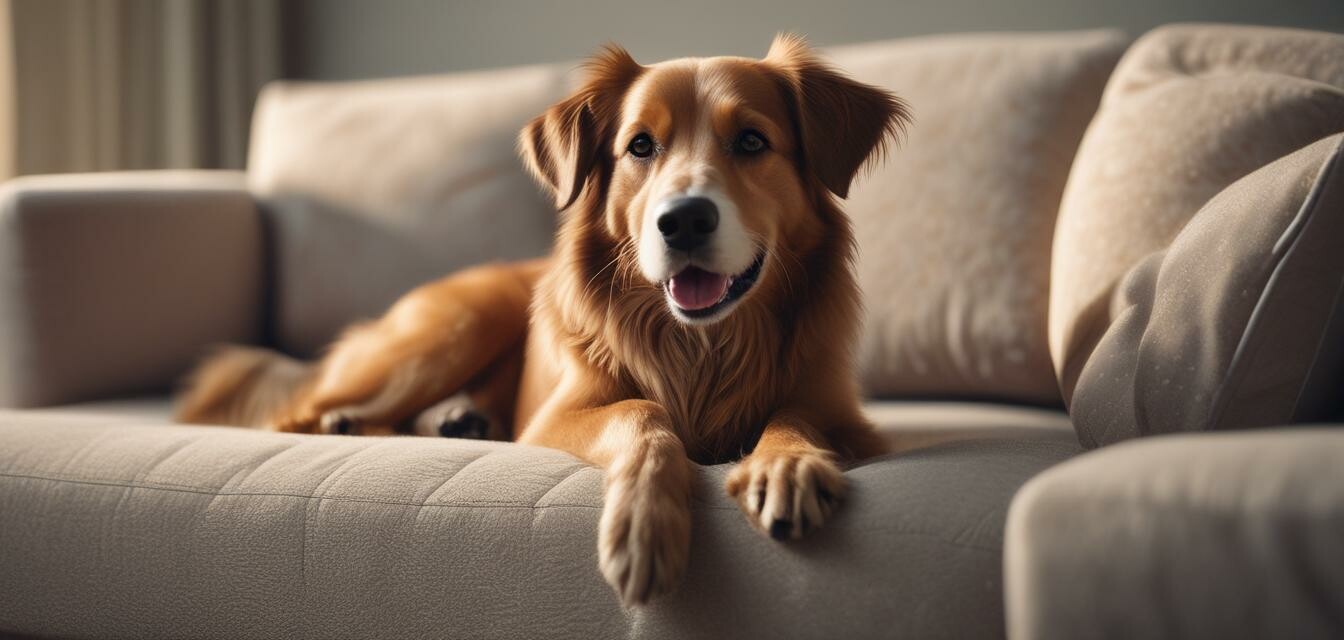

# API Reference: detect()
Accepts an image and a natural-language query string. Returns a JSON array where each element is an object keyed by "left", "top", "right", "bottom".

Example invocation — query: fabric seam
[
  {"left": 1205, "top": 136, "right": 1344, "bottom": 431},
  {"left": 0, "top": 470, "right": 1006, "bottom": 551}
]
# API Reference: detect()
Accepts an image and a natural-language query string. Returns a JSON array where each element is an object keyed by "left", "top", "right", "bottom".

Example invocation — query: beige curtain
[{"left": 0, "top": 0, "right": 280, "bottom": 180}]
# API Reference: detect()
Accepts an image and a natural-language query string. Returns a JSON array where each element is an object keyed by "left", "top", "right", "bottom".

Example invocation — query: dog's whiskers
[
  {"left": 774, "top": 244, "right": 805, "bottom": 300},
  {"left": 585, "top": 253, "right": 623, "bottom": 301}
]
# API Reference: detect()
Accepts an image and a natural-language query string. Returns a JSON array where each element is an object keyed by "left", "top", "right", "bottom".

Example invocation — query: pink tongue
[{"left": 668, "top": 267, "right": 730, "bottom": 311}]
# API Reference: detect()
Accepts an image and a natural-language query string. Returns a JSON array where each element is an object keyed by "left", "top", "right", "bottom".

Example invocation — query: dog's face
[
  {"left": 613, "top": 58, "right": 796, "bottom": 324},
  {"left": 522, "top": 35, "right": 907, "bottom": 325}
]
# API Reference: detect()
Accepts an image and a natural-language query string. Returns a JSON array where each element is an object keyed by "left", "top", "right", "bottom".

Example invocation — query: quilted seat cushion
[{"left": 0, "top": 413, "right": 1078, "bottom": 639}]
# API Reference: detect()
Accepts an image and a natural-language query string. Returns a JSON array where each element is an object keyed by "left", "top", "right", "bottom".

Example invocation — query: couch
[{"left": 2, "top": 24, "right": 1343, "bottom": 640}]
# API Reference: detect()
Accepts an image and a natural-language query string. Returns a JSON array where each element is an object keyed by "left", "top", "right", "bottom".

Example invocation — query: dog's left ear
[
  {"left": 520, "top": 45, "right": 644, "bottom": 210},
  {"left": 766, "top": 34, "right": 911, "bottom": 198}
]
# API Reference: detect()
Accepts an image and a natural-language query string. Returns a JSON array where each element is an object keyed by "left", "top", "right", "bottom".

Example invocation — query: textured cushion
[
  {"left": 1006, "top": 429, "right": 1344, "bottom": 640},
  {"left": 864, "top": 400, "right": 1072, "bottom": 453},
  {"left": 1068, "top": 135, "right": 1344, "bottom": 447},
  {"left": 830, "top": 30, "right": 1128, "bottom": 405},
  {"left": 0, "top": 171, "right": 264, "bottom": 408},
  {"left": 23, "top": 397, "right": 177, "bottom": 424},
  {"left": 247, "top": 66, "right": 567, "bottom": 355},
  {"left": 28, "top": 396, "right": 1078, "bottom": 452},
  {"left": 1050, "top": 25, "right": 1344, "bottom": 425},
  {"left": 27, "top": 395, "right": 1076, "bottom": 453},
  {"left": 0, "top": 412, "right": 1079, "bottom": 639}
]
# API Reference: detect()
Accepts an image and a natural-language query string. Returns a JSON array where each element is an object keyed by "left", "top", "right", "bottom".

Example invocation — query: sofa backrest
[
  {"left": 248, "top": 64, "right": 568, "bottom": 355},
  {"left": 246, "top": 31, "right": 1134, "bottom": 407},
  {"left": 831, "top": 30, "right": 1127, "bottom": 405}
]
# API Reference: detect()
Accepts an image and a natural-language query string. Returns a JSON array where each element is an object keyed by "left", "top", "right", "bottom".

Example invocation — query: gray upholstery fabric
[
  {"left": 831, "top": 31, "right": 1127, "bottom": 405},
  {"left": 0, "top": 409, "right": 1080, "bottom": 640},
  {"left": 1068, "top": 134, "right": 1344, "bottom": 447},
  {"left": 1005, "top": 429, "right": 1344, "bottom": 640},
  {"left": 247, "top": 67, "right": 565, "bottom": 356},
  {"left": 865, "top": 400, "right": 1073, "bottom": 453},
  {"left": 16, "top": 396, "right": 1077, "bottom": 455},
  {"left": 23, "top": 397, "right": 1077, "bottom": 451},
  {"left": 22, "top": 397, "right": 176, "bottom": 424},
  {"left": 0, "top": 171, "right": 264, "bottom": 408},
  {"left": 1050, "top": 24, "right": 1344, "bottom": 423}
]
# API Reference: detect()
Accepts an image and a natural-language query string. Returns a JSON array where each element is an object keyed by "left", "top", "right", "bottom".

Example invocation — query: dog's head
[{"left": 521, "top": 35, "right": 908, "bottom": 325}]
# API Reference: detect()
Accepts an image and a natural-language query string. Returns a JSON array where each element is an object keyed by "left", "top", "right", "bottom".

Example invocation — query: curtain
[{"left": 0, "top": 0, "right": 280, "bottom": 180}]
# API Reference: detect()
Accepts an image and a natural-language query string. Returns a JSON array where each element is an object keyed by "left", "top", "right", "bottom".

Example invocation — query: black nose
[{"left": 657, "top": 197, "right": 719, "bottom": 252}]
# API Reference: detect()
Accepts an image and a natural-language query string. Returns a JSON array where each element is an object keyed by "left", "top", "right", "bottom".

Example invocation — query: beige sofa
[{"left": 3, "top": 24, "right": 1344, "bottom": 640}]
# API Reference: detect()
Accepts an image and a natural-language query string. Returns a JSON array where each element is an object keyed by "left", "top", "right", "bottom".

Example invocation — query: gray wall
[{"left": 282, "top": 0, "right": 1344, "bottom": 80}]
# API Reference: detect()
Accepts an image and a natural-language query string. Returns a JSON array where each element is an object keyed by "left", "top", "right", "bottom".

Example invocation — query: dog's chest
[{"left": 626, "top": 330, "right": 786, "bottom": 463}]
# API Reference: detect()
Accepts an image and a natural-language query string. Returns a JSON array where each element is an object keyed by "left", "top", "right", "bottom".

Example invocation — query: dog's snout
[{"left": 657, "top": 197, "right": 719, "bottom": 252}]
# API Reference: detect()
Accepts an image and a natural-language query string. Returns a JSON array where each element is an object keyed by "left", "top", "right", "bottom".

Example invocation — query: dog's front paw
[
  {"left": 598, "top": 452, "right": 691, "bottom": 607},
  {"left": 725, "top": 450, "right": 846, "bottom": 540}
]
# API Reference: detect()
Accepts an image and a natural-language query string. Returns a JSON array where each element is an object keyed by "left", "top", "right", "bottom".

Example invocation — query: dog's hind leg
[
  {"left": 271, "top": 259, "right": 545, "bottom": 435},
  {"left": 410, "top": 339, "right": 524, "bottom": 440},
  {"left": 310, "top": 355, "right": 457, "bottom": 436}
]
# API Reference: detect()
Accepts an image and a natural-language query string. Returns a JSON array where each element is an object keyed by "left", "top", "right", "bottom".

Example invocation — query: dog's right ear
[
  {"left": 520, "top": 45, "right": 643, "bottom": 210},
  {"left": 766, "top": 34, "right": 910, "bottom": 199}
]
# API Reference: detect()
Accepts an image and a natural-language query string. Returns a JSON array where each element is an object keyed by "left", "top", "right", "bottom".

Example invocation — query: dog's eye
[
  {"left": 628, "top": 134, "right": 655, "bottom": 159},
  {"left": 733, "top": 130, "right": 768, "bottom": 155}
]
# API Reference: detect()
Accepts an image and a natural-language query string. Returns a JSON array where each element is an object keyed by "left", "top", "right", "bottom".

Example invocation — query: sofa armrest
[
  {"left": 1005, "top": 429, "right": 1344, "bottom": 640},
  {"left": 0, "top": 171, "right": 264, "bottom": 407}
]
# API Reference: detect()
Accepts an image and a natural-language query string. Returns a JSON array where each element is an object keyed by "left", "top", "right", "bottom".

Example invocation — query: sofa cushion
[
  {"left": 28, "top": 395, "right": 1076, "bottom": 453},
  {"left": 248, "top": 66, "right": 568, "bottom": 355},
  {"left": 0, "top": 413, "right": 1078, "bottom": 639},
  {"left": 31, "top": 395, "right": 1078, "bottom": 449},
  {"left": 830, "top": 30, "right": 1128, "bottom": 405},
  {"left": 864, "top": 399, "right": 1072, "bottom": 453},
  {"left": 1068, "top": 135, "right": 1344, "bottom": 447},
  {"left": 1006, "top": 429, "right": 1344, "bottom": 640},
  {"left": 1048, "top": 24, "right": 1344, "bottom": 446}
]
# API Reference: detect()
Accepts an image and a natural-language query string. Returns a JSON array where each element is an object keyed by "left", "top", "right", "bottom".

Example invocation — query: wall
[{"left": 282, "top": 0, "right": 1344, "bottom": 80}]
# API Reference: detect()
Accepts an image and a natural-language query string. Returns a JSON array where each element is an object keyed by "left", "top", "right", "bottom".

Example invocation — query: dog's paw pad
[{"left": 726, "top": 450, "right": 846, "bottom": 541}]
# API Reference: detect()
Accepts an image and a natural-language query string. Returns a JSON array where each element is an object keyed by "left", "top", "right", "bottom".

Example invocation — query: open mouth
[{"left": 664, "top": 252, "right": 766, "bottom": 320}]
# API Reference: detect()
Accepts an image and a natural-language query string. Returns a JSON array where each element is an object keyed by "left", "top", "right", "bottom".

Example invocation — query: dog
[{"left": 177, "top": 34, "right": 908, "bottom": 606}]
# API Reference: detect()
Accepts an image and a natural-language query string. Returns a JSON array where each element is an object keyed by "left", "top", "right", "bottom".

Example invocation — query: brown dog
[{"left": 178, "top": 34, "right": 908, "bottom": 606}]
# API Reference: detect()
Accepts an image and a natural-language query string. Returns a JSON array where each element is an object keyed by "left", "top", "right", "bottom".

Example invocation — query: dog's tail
[{"left": 175, "top": 346, "right": 312, "bottom": 428}]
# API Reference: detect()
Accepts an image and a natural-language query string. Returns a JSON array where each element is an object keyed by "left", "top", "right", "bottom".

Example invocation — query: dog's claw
[{"left": 726, "top": 450, "right": 846, "bottom": 541}]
